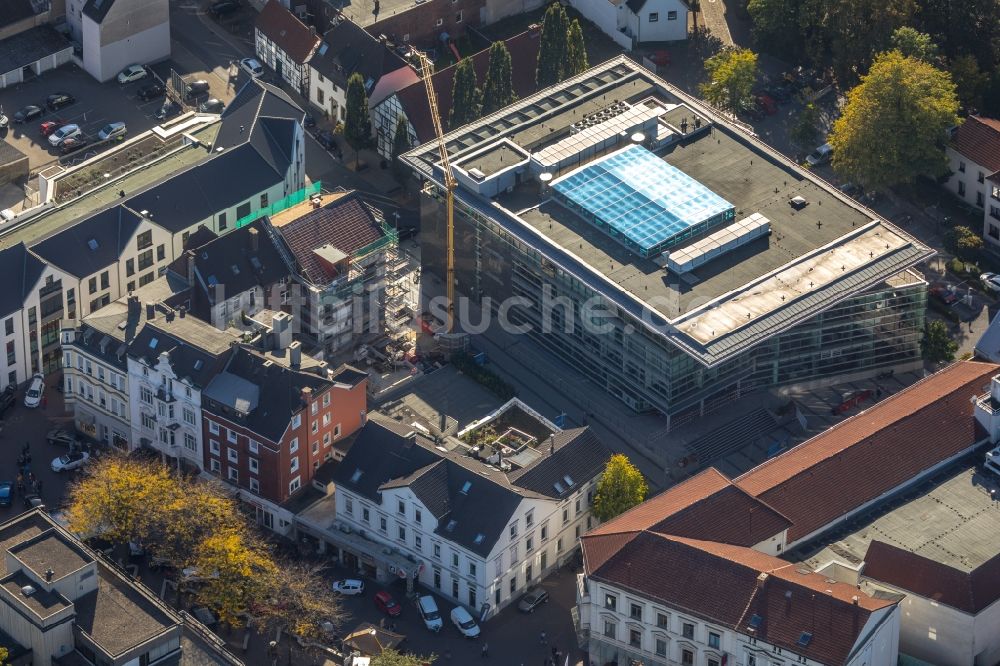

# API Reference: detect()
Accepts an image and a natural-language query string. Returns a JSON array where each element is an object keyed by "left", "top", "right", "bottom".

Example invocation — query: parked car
[
  {"left": 39, "top": 119, "right": 66, "bottom": 136},
  {"left": 0, "top": 112, "right": 7, "bottom": 130},
  {"left": 0, "top": 482, "right": 11, "bottom": 507},
  {"left": 315, "top": 129, "right": 337, "bottom": 150},
  {"left": 22, "top": 493, "right": 42, "bottom": 509},
  {"left": 805, "top": 142, "right": 833, "bottom": 166},
  {"left": 60, "top": 136, "right": 90, "bottom": 155},
  {"left": 46, "top": 93, "right": 76, "bottom": 111},
  {"left": 417, "top": 595, "right": 443, "bottom": 632},
  {"left": 52, "top": 450, "right": 90, "bottom": 472},
  {"left": 184, "top": 80, "right": 210, "bottom": 99},
  {"left": 838, "top": 182, "right": 860, "bottom": 197},
  {"left": 757, "top": 94, "right": 778, "bottom": 115},
  {"left": 449, "top": 606, "right": 481, "bottom": 638},
  {"left": 47, "top": 428, "right": 80, "bottom": 447},
  {"left": 517, "top": 587, "right": 549, "bottom": 613},
  {"left": 240, "top": 57, "right": 263, "bottom": 78},
  {"left": 982, "top": 273, "right": 1000, "bottom": 293},
  {"left": 98, "top": 122, "right": 127, "bottom": 141},
  {"left": 117, "top": 64, "right": 148, "bottom": 84},
  {"left": 198, "top": 98, "right": 225, "bottom": 114},
  {"left": 331, "top": 579, "right": 365, "bottom": 595},
  {"left": 14, "top": 105, "right": 43, "bottom": 123},
  {"left": 374, "top": 590, "right": 402, "bottom": 616},
  {"left": 930, "top": 285, "right": 959, "bottom": 306},
  {"left": 137, "top": 83, "right": 165, "bottom": 101},
  {"left": 155, "top": 100, "right": 180, "bottom": 120},
  {"left": 209, "top": 0, "right": 239, "bottom": 17},
  {"left": 49, "top": 124, "right": 81, "bottom": 147},
  {"left": 0, "top": 384, "right": 15, "bottom": 415},
  {"left": 23, "top": 373, "right": 44, "bottom": 408}
]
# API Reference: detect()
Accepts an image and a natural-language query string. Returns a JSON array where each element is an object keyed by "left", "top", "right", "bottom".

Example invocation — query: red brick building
[{"left": 201, "top": 344, "right": 367, "bottom": 533}]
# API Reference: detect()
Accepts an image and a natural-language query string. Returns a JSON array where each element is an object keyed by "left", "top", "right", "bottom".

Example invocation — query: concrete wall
[
  {"left": 481, "top": 0, "right": 545, "bottom": 24},
  {"left": 569, "top": 0, "right": 631, "bottom": 49}
]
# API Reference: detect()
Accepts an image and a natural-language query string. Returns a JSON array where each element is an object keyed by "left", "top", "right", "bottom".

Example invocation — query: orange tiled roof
[{"left": 951, "top": 116, "right": 1000, "bottom": 174}]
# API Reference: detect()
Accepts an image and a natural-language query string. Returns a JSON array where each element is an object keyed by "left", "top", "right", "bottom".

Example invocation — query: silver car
[{"left": 98, "top": 122, "right": 126, "bottom": 141}]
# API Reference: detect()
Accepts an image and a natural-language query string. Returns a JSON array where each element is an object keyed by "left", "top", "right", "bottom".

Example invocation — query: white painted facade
[
  {"left": 127, "top": 350, "right": 206, "bottom": 469},
  {"left": 578, "top": 577, "right": 901, "bottom": 666},
  {"left": 334, "top": 478, "right": 598, "bottom": 617},
  {"left": 61, "top": 330, "right": 132, "bottom": 449},
  {"left": 307, "top": 68, "right": 345, "bottom": 122},
  {"left": 255, "top": 27, "right": 311, "bottom": 95},
  {"left": 568, "top": 0, "right": 688, "bottom": 49},
  {"left": 66, "top": 0, "right": 170, "bottom": 82},
  {"left": 944, "top": 146, "right": 999, "bottom": 248}
]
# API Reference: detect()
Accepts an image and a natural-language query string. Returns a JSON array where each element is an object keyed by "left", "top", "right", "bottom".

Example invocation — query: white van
[
  {"left": 417, "top": 595, "right": 443, "bottom": 632},
  {"left": 806, "top": 143, "right": 833, "bottom": 166},
  {"left": 24, "top": 373, "right": 44, "bottom": 408},
  {"left": 450, "top": 606, "right": 481, "bottom": 638}
]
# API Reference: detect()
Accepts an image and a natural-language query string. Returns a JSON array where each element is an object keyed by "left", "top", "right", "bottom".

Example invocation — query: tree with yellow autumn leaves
[{"left": 66, "top": 456, "right": 346, "bottom": 642}]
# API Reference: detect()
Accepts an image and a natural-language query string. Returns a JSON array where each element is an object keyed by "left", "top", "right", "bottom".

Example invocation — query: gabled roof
[
  {"left": 950, "top": 116, "right": 1000, "bottom": 173},
  {"left": 30, "top": 205, "right": 144, "bottom": 279},
  {"left": 127, "top": 312, "right": 238, "bottom": 388},
  {"left": 0, "top": 242, "right": 46, "bottom": 319},
  {"left": 863, "top": 541, "right": 1000, "bottom": 614},
  {"left": 276, "top": 192, "right": 386, "bottom": 285},
  {"left": 214, "top": 78, "right": 304, "bottom": 176},
  {"left": 255, "top": 0, "right": 319, "bottom": 65},
  {"left": 736, "top": 361, "right": 997, "bottom": 541},
  {"left": 584, "top": 531, "right": 894, "bottom": 665},
  {"left": 391, "top": 30, "right": 542, "bottom": 141},
  {"left": 203, "top": 346, "right": 348, "bottom": 443},
  {"left": 167, "top": 218, "right": 290, "bottom": 314},
  {"left": 508, "top": 427, "right": 610, "bottom": 498},
  {"left": 82, "top": 0, "right": 116, "bottom": 23},
  {"left": 308, "top": 18, "right": 409, "bottom": 92}
]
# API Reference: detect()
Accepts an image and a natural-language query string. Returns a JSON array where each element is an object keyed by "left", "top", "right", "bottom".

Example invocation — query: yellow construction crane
[{"left": 415, "top": 52, "right": 456, "bottom": 334}]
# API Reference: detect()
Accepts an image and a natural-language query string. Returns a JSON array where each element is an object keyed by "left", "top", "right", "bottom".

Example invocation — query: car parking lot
[{"left": 0, "top": 63, "right": 170, "bottom": 170}]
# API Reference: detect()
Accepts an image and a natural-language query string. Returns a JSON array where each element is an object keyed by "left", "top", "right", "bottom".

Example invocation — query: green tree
[
  {"left": 946, "top": 225, "right": 985, "bottom": 261},
  {"left": 0, "top": 647, "right": 8, "bottom": 665},
  {"left": 536, "top": 3, "right": 569, "bottom": 87},
  {"left": 916, "top": 0, "right": 1000, "bottom": 67},
  {"left": 593, "top": 454, "right": 648, "bottom": 522},
  {"left": 826, "top": 0, "right": 916, "bottom": 81},
  {"left": 828, "top": 50, "right": 959, "bottom": 191},
  {"left": 449, "top": 57, "right": 482, "bottom": 129},
  {"left": 890, "top": 26, "right": 940, "bottom": 62},
  {"left": 921, "top": 319, "right": 958, "bottom": 363},
  {"left": 371, "top": 649, "right": 436, "bottom": 665},
  {"left": 790, "top": 103, "right": 820, "bottom": 149},
  {"left": 700, "top": 47, "right": 759, "bottom": 113},
  {"left": 565, "top": 19, "right": 589, "bottom": 78},
  {"left": 390, "top": 116, "right": 411, "bottom": 182},
  {"left": 344, "top": 72, "right": 373, "bottom": 168},
  {"left": 747, "top": 0, "right": 804, "bottom": 61},
  {"left": 481, "top": 41, "right": 517, "bottom": 115},
  {"left": 948, "top": 54, "right": 989, "bottom": 110}
]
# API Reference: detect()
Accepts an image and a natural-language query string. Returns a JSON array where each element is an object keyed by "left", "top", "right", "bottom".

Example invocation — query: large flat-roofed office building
[{"left": 404, "top": 58, "right": 933, "bottom": 427}]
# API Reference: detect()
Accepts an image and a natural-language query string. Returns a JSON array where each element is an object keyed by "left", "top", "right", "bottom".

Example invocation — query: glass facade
[{"left": 421, "top": 191, "right": 926, "bottom": 421}]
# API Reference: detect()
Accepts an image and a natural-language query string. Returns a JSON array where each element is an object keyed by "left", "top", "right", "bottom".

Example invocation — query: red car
[
  {"left": 374, "top": 590, "right": 402, "bottom": 617},
  {"left": 40, "top": 120, "right": 66, "bottom": 137}
]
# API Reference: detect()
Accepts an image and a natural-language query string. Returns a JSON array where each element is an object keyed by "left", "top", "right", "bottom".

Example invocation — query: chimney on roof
[
  {"left": 549, "top": 434, "right": 555, "bottom": 455},
  {"left": 301, "top": 385, "right": 313, "bottom": 405},
  {"left": 146, "top": 303, "right": 155, "bottom": 320},
  {"left": 272, "top": 311, "right": 292, "bottom": 350},
  {"left": 757, "top": 572, "right": 768, "bottom": 590},
  {"left": 45, "top": 568, "right": 54, "bottom": 582},
  {"left": 248, "top": 226, "right": 259, "bottom": 253},
  {"left": 289, "top": 340, "right": 302, "bottom": 368},
  {"left": 785, "top": 590, "right": 792, "bottom": 615},
  {"left": 165, "top": 310, "right": 175, "bottom": 323},
  {"left": 310, "top": 25, "right": 316, "bottom": 35},
  {"left": 179, "top": 307, "right": 186, "bottom": 319},
  {"left": 185, "top": 251, "right": 196, "bottom": 287}
]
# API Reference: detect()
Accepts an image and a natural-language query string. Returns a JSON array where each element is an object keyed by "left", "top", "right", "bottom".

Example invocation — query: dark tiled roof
[
  {"left": 585, "top": 532, "right": 894, "bottom": 665},
  {"left": 0, "top": 0, "right": 37, "bottom": 28},
  {"left": 127, "top": 314, "right": 238, "bottom": 388},
  {"left": 309, "top": 18, "right": 408, "bottom": 90},
  {"left": 255, "top": 0, "right": 319, "bottom": 65},
  {"left": 125, "top": 144, "right": 280, "bottom": 233},
  {"left": 508, "top": 427, "right": 610, "bottom": 499},
  {"left": 214, "top": 78, "right": 304, "bottom": 177},
  {"left": 82, "top": 0, "right": 116, "bottom": 23},
  {"left": 71, "top": 297, "right": 147, "bottom": 371},
  {"left": 0, "top": 242, "right": 46, "bottom": 319},
  {"left": 203, "top": 346, "right": 338, "bottom": 443},
  {"left": 393, "top": 30, "right": 542, "bottom": 140},
  {"left": 736, "top": 361, "right": 998, "bottom": 541},
  {"left": 0, "top": 25, "right": 70, "bottom": 74},
  {"left": 950, "top": 116, "right": 1000, "bottom": 173},
  {"left": 30, "top": 205, "right": 143, "bottom": 279},
  {"left": 277, "top": 193, "right": 386, "bottom": 284},
  {"left": 172, "top": 218, "right": 290, "bottom": 308},
  {"left": 863, "top": 541, "right": 1000, "bottom": 614}
]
